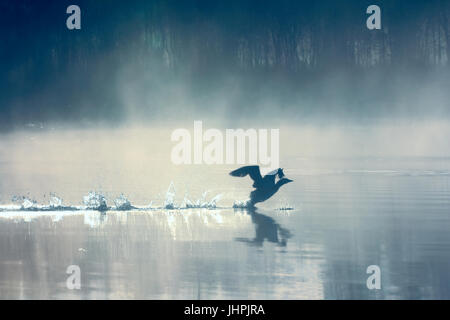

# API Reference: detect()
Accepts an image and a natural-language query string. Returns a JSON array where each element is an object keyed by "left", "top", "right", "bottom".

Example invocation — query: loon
[{"left": 230, "top": 165, "right": 293, "bottom": 207}]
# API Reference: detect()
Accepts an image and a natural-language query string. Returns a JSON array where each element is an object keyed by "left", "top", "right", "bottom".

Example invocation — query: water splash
[
  {"left": 0, "top": 186, "right": 270, "bottom": 213},
  {"left": 49, "top": 193, "right": 63, "bottom": 208},
  {"left": 184, "top": 191, "right": 222, "bottom": 208},
  {"left": 164, "top": 182, "right": 176, "bottom": 209},
  {"left": 232, "top": 199, "right": 252, "bottom": 209},
  {"left": 83, "top": 191, "right": 108, "bottom": 211},
  {"left": 206, "top": 194, "right": 222, "bottom": 209},
  {"left": 183, "top": 191, "right": 206, "bottom": 208},
  {"left": 183, "top": 196, "right": 194, "bottom": 208},
  {"left": 114, "top": 194, "right": 133, "bottom": 211},
  {"left": 11, "top": 196, "right": 38, "bottom": 210},
  {"left": 21, "top": 197, "right": 37, "bottom": 210}
]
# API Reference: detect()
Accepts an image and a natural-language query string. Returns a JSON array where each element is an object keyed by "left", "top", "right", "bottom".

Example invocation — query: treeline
[
  {"left": 0, "top": 0, "right": 449, "bottom": 126},
  {"left": 2, "top": 0, "right": 449, "bottom": 72}
]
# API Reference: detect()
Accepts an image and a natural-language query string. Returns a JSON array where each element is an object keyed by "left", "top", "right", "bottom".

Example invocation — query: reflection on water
[
  {"left": 0, "top": 208, "right": 313, "bottom": 299},
  {"left": 235, "top": 208, "right": 292, "bottom": 247}
]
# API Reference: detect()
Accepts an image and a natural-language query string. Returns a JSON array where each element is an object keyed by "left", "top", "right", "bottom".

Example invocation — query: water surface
[{"left": 0, "top": 128, "right": 449, "bottom": 299}]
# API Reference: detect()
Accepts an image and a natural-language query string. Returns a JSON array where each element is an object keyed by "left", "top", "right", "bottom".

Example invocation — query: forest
[{"left": 0, "top": 0, "right": 449, "bottom": 128}]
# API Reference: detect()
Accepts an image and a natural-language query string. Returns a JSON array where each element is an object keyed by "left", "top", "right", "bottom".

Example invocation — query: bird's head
[
  {"left": 277, "top": 168, "right": 285, "bottom": 178},
  {"left": 276, "top": 177, "right": 293, "bottom": 188}
]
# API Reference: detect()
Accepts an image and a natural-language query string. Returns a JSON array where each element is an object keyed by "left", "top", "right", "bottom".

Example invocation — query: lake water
[{"left": 0, "top": 127, "right": 450, "bottom": 299}]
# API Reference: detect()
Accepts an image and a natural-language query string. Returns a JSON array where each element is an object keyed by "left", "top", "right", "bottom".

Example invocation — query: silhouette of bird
[{"left": 230, "top": 165, "right": 293, "bottom": 207}]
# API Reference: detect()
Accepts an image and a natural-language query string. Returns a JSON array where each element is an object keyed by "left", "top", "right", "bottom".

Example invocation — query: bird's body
[{"left": 230, "top": 165, "right": 292, "bottom": 207}]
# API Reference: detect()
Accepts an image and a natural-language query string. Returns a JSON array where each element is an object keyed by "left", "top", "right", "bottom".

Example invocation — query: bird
[{"left": 230, "top": 165, "right": 293, "bottom": 207}]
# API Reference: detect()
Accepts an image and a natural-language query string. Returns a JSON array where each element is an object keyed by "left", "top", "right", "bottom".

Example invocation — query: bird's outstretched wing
[{"left": 229, "top": 165, "right": 263, "bottom": 188}]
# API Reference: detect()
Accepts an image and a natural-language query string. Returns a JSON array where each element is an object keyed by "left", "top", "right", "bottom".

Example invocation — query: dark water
[{"left": 1, "top": 159, "right": 449, "bottom": 299}]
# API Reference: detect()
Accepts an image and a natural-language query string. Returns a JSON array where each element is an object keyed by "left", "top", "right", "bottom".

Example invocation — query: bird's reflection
[{"left": 235, "top": 207, "right": 292, "bottom": 247}]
